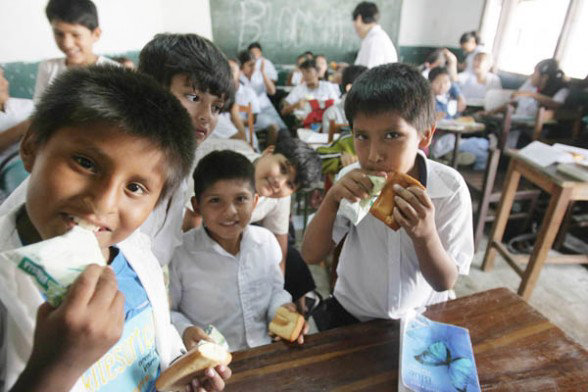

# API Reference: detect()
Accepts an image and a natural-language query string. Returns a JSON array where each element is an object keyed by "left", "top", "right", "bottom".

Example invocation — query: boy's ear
[
  {"left": 19, "top": 127, "right": 39, "bottom": 173},
  {"left": 261, "top": 145, "right": 275, "bottom": 156},
  {"left": 190, "top": 196, "right": 199, "bottom": 215},
  {"left": 252, "top": 193, "right": 259, "bottom": 210},
  {"left": 418, "top": 125, "right": 436, "bottom": 149},
  {"left": 91, "top": 27, "right": 102, "bottom": 42}
]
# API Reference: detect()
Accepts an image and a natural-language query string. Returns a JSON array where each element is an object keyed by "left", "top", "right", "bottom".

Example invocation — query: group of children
[{"left": 1, "top": 0, "right": 575, "bottom": 391}]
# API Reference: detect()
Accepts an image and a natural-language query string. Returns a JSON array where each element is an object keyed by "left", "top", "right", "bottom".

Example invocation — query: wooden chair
[
  {"left": 463, "top": 104, "right": 541, "bottom": 251},
  {"left": 533, "top": 104, "right": 585, "bottom": 142},
  {"left": 238, "top": 103, "right": 255, "bottom": 148}
]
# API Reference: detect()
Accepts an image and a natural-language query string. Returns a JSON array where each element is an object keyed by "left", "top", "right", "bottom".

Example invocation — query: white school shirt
[
  {"left": 0, "top": 98, "right": 34, "bottom": 163},
  {"left": 284, "top": 81, "right": 341, "bottom": 105},
  {"left": 235, "top": 84, "right": 261, "bottom": 117},
  {"left": 354, "top": 25, "right": 398, "bottom": 68},
  {"left": 463, "top": 45, "right": 484, "bottom": 74},
  {"left": 211, "top": 113, "right": 239, "bottom": 139},
  {"left": 240, "top": 73, "right": 273, "bottom": 110},
  {"left": 33, "top": 56, "right": 119, "bottom": 102},
  {"left": 169, "top": 225, "right": 291, "bottom": 351},
  {"left": 513, "top": 79, "right": 570, "bottom": 120},
  {"left": 332, "top": 152, "right": 474, "bottom": 321},
  {"left": 321, "top": 95, "right": 348, "bottom": 132},
  {"left": 457, "top": 72, "right": 502, "bottom": 103},
  {"left": 0, "top": 203, "right": 185, "bottom": 392},
  {"left": 254, "top": 57, "right": 278, "bottom": 81}
]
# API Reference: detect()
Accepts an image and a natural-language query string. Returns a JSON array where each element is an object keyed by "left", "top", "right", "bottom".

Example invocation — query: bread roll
[
  {"left": 269, "top": 306, "right": 305, "bottom": 342},
  {"left": 369, "top": 171, "right": 425, "bottom": 230},
  {"left": 156, "top": 342, "right": 232, "bottom": 392}
]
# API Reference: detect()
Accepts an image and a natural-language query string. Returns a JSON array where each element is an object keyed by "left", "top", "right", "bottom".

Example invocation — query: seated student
[
  {"left": 287, "top": 53, "right": 312, "bottom": 86},
  {"left": 0, "top": 67, "right": 34, "bottom": 197},
  {"left": 248, "top": 42, "right": 278, "bottom": 84},
  {"left": 281, "top": 59, "right": 341, "bottom": 127},
  {"left": 321, "top": 65, "right": 368, "bottom": 131},
  {"left": 170, "top": 150, "right": 307, "bottom": 352},
  {"left": 301, "top": 63, "right": 474, "bottom": 330},
  {"left": 0, "top": 66, "right": 230, "bottom": 392},
  {"left": 186, "top": 135, "right": 322, "bottom": 312},
  {"left": 138, "top": 33, "right": 234, "bottom": 266},
  {"left": 459, "top": 31, "right": 484, "bottom": 73},
  {"left": 430, "top": 67, "right": 462, "bottom": 120},
  {"left": 34, "top": 0, "right": 119, "bottom": 102},
  {"left": 315, "top": 54, "right": 330, "bottom": 81},
  {"left": 457, "top": 52, "right": 502, "bottom": 104},
  {"left": 239, "top": 50, "right": 286, "bottom": 146},
  {"left": 420, "top": 48, "right": 458, "bottom": 82}
]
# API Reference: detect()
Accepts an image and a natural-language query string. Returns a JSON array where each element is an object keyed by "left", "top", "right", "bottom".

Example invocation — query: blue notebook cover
[{"left": 400, "top": 314, "right": 481, "bottom": 392}]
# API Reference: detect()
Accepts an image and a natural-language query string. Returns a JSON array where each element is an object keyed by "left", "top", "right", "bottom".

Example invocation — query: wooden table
[
  {"left": 435, "top": 119, "right": 486, "bottom": 168},
  {"left": 228, "top": 288, "right": 588, "bottom": 391},
  {"left": 481, "top": 151, "right": 588, "bottom": 300}
]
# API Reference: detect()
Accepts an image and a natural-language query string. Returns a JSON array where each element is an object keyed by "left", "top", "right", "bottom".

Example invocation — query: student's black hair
[
  {"left": 45, "top": 0, "right": 99, "bottom": 31},
  {"left": 341, "top": 65, "right": 368, "bottom": 88},
  {"left": 459, "top": 31, "right": 480, "bottom": 45},
  {"left": 274, "top": 133, "right": 321, "bottom": 190},
  {"left": 237, "top": 50, "right": 253, "bottom": 67},
  {"left": 535, "top": 58, "right": 567, "bottom": 97},
  {"left": 138, "top": 33, "right": 234, "bottom": 111},
  {"left": 425, "top": 49, "right": 446, "bottom": 66},
  {"left": 247, "top": 42, "right": 262, "bottom": 51},
  {"left": 193, "top": 150, "right": 255, "bottom": 200},
  {"left": 352, "top": 2, "right": 379, "bottom": 23},
  {"left": 345, "top": 63, "right": 435, "bottom": 132},
  {"left": 29, "top": 65, "right": 195, "bottom": 203},
  {"left": 303, "top": 51, "right": 314, "bottom": 59},
  {"left": 299, "top": 59, "right": 317, "bottom": 71},
  {"left": 428, "top": 66, "right": 450, "bottom": 82}
]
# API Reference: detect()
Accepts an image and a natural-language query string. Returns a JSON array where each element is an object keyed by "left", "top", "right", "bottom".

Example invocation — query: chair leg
[{"left": 553, "top": 202, "right": 574, "bottom": 250}]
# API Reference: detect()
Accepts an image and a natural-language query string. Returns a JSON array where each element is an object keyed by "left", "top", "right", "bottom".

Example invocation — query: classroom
[{"left": 0, "top": 0, "right": 587, "bottom": 391}]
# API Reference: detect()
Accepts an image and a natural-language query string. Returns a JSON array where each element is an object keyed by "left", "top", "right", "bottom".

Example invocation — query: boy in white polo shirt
[{"left": 302, "top": 63, "right": 474, "bottom": 329}]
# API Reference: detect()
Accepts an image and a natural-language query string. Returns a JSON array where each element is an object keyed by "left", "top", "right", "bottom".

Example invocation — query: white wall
[
  {"left": 0, "top": 0, "right": 212, "bottom": 63},
  {"left": 398, "top": 0, "right": 485, "bottom": 47}
]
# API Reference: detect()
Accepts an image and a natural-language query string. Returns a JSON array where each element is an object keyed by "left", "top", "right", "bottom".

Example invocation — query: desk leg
[
  {"left": 452, "top": 133, "right": 461, "bottom": 169},
  {"left": 481, "top": 160, "right": 521, "bottom": 271},
  {"left": 518, "top": 186, "right": 572, "bottom": 300}
]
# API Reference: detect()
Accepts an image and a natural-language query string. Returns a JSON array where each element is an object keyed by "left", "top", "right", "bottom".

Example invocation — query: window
[{"left": 559, "top": 0, "right": 588, "bottom": 78}]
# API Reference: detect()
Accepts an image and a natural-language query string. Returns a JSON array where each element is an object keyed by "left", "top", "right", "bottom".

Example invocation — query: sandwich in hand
[
  {"left": 369, "top": 171, "right": 425, "bottom": 230},
  {"left": 269, "top": 306, "right": 305, "bottom": 342}
]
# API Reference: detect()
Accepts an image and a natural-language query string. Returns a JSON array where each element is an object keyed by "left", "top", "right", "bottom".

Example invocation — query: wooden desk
[
  {"left": 481, "top": 151, "right": 588, "bottom": 300},
  {"left": 228, "top": 288, "right": 588, "bottom": 391},
  {"left": 435, "top": 119, "right": 485, "bottom": 168}
]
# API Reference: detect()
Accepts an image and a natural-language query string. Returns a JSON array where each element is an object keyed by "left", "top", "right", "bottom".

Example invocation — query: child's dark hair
[
  {"left": 29, "top": 65, "right": 195, "bottom": 202},
  {"left": 247, "top": 42, "right": 262, "bottom": 51},
  {"left": 193, "top": 150, "right": 255, "bottom": 200},
  {"left": 138, "top": 33, "right": 234, "bottom": 111},
  {"left": 425, "top": 49, "right": 446, "bottom": 66},
  {"left": 300, "top": 59, "right": 317, "bottom": 71},
  {"left": 237, "top": 50, "right": 253, "bottom": 67},
  {"left": 274, "top": 133, "right": 321, "bottom": 190},
  {"left": 459, "top": 31, "right": 480, "bottom": 45},
  {"left": 342, "top": 65, "right": 368, "bottom": 88},
  {"left": 45, "top": 0, "right": 99, "bottom": 31},
  {"left": 345, "top": 63, "right": 435, "bottom": 132},
  {"left": 535, "top": 58, "right": 567, "bottom": 97},
  {"left": 428, "top": 66, "right": 449, "bottom": 82},
  {"left": 352, "top": 2, "right": 379, "bottom": 23}
]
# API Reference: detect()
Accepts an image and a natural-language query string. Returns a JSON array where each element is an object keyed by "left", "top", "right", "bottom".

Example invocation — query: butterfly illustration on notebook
[{"left": 414, "top": 341, "right": 474, "bottom": 392}]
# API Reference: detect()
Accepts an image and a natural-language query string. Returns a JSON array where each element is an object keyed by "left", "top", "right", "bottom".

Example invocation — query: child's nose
[
  {"left": 368, "top": 142, "right": 384, "bottom": 163},
  {"left": 197, "top": 104, "right": 214, "bottom": 124},
  {"left": 86, "top": 179, "right": 119, "bottom": 215}
]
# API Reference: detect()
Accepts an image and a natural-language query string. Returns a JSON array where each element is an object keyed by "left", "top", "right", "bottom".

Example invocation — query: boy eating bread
[
  {"left": 169, "top": 150, "right": 307, "bottom": 352},
  {"left": 302, "top": 63, "right": 474, "bottom": 330}
]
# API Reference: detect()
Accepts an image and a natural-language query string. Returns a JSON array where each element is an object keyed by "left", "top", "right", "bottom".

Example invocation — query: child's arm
[
  {"left": 229, "top": 104, "right": 248, "bottom": 141},
  {"left": 511, "top": 91, "right": 565, "bottom": 110},
  {"left": 260, "top": 60, "right": 276, "bottom": 96},
  {"left": 392, "top": 184, "right": 459, "bottom": 291},
  {"left": 281, "top": 99, "right": 305, "bottom": 116},
  {"left": 10, "top": 265, "right": 124, "bottom": 392},
  {"left": 301, "top": 168, "right": 384, "bottom": 264}
]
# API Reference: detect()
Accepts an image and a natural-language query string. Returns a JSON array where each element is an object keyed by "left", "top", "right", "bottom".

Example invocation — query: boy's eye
[
  {"left": 186, "top": 94, "right": 200, "bottom": 102},
  {"left": 280, "top": 162, "right": 288, "bottom": 175},
  {"left": 286, "top": 181, "right": 295, "bottom": 191},
  {"left": 213, "top": 104, "right": 224, "bottom": 113},
  {"left": 354, "top": 132, "right": 367, "bottom": 141},
  {"left": 385, "top": 132, "right": 400, "bottom": 139},
  {"left": 74, "top": 156, "right": 96, "bottom": 171},
  {"left": 127, "top": 183, "right": 146, "bottom": 195},
  {"left": 208, "top": 197, "right": 220, "bottom": 203},
  {"left": 236, "top": 195, "right": 249, "bottom": 203}
]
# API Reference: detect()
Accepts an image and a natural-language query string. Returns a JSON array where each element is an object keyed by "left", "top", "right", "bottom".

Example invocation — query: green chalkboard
[{"left": 210, "top": 0, "right": 403, "bottom": 64}]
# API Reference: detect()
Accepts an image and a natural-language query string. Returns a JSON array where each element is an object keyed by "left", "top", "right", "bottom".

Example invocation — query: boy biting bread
[
  {"left": 302, "top": 63, "right": 474, "bottom": 330},
  {"left": 0, "top": 66, "right": 230, "bottom": 391},
  {"left": 169, "top": 150, "right": 307, "bottom": 352}
]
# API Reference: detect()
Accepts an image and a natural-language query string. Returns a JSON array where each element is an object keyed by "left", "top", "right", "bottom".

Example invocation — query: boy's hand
[
  {"left": 182, "top": 325, "right": 214, "bottom": 350},
  {"left": 392, "top": 184, "right": 436, "bottom": 241},
  {"left": 185, "top": 365, "right": 232, "bottom": 392},
  {"left": 270, "top": 303, "right": 309, "bottom": 345},
  {"left": 25, "top": 265, "right": 124, "bottom": 388},
  {"left": 326, "top": 169, "right": 387, "bottom": 206}
]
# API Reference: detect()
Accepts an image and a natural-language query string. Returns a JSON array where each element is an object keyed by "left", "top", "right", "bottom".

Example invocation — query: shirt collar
[
  {"left": 197, "top": 225, "right": 262, "bottom": 258},
  {"left": 417, "top": 150, "right": 455, "bottom": 199}
]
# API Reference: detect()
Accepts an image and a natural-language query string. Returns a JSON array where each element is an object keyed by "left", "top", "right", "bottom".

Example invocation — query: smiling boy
[
  {"left": 0, "top": 66, "right": 230, "bottom": 391},
  {"left": 302, "top": 63, "right": 474, "bottom": 330}
]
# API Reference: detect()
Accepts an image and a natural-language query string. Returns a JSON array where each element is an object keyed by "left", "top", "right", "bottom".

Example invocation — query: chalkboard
[{"left": 210, "top": 0, "right": 403, "bottom": 64}]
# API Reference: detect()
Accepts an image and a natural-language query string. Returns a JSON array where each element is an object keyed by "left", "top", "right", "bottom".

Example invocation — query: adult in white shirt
[
  {"left": 281, "top": 59, "right": 341, "bottom": 120},
  {"left": 457, "top": 52, "right": 502, "bottom": 105},
  {"left": 352, "top": 2, "right": 398, "bottom": 68}
]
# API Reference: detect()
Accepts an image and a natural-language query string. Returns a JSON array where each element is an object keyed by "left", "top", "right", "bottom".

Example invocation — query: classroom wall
[
  {"left": 398, "top": 0, "right": 485, "bottom": 47},
  {"left": 0, "top": 0, "right": 212, "bottom": 63}
]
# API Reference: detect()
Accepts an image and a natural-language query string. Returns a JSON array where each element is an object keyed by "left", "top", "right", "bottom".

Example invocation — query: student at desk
[
  {"left": 302, "top": 63, "right": 474, "bottom": 330},
  {"left": 457, "top": 52, "right": 502, "bottom": 106}
]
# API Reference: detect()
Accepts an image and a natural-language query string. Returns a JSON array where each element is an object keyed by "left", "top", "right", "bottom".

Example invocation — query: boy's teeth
[{"left": 71, "top": 216, "right": 100, "bottom": 232}]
